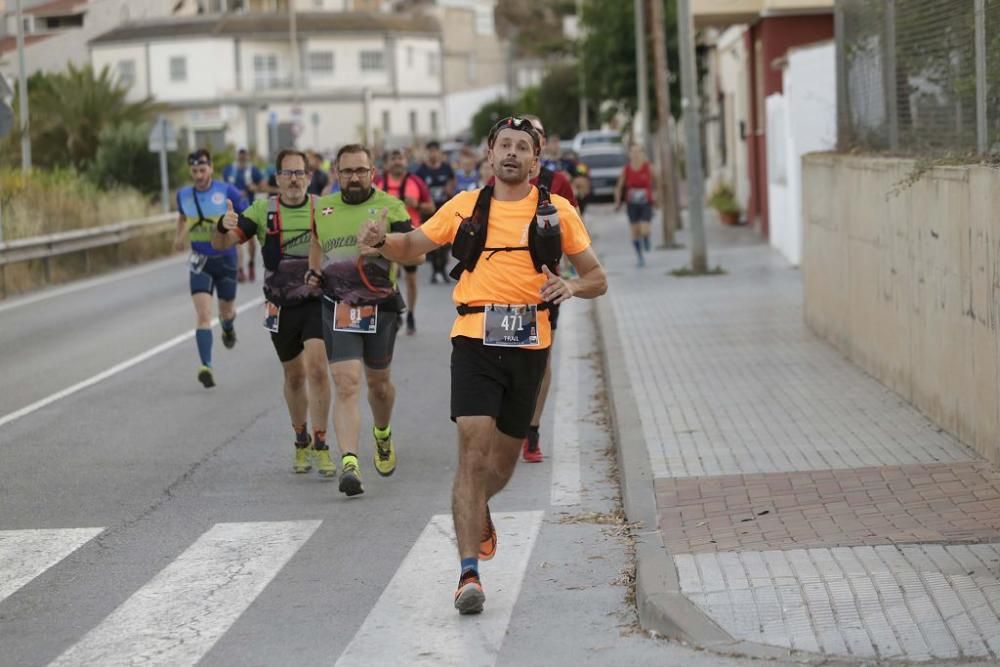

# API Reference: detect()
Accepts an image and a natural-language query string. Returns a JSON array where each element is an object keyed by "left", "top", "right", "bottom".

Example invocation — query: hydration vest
[
  {"left": 448, "top": 185, "right": 562, "bottom": 281},
  {"left": 261, "top": 195, "right": 316, "bottom": 272}
]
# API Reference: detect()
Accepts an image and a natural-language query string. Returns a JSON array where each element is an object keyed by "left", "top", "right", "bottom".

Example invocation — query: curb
[{"left": 593, "top": 294, "right": 855, "bottom": 665}]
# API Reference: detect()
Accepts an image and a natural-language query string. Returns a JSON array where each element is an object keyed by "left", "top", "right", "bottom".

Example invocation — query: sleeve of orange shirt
[
  {"left": 420, "top": 190, "right": 475, "bottom": 245},
  {"left": 552, "top": 194, "right": 591, "bottom": 255}
]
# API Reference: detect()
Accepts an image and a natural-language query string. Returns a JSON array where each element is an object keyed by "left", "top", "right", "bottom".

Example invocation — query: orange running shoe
[
  {"left": 454, "top": 571, "right": 485, "bottom": 615},
  {"left": 479, "top": 506, "right": 497, "bottom": 561}
]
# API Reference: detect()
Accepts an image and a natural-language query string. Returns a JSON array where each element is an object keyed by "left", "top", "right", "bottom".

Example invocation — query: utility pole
[
  {"left": 15, "top": 0, "right": 31, "bottom": 171},
  {"left": 289, "top": 1, "right": 300, "bottom": 102},
  {"left": 648, "top": 0, "right": 680, "bottom": 248},
  {"left": 677, "top": 0, "right": 707, "bottom": 272},
  {"left": 632, "top": 0, "right": 651, "bottom": 156}
]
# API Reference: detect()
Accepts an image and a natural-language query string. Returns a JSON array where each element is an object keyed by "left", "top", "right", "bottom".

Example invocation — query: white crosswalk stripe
[
  {"left": 0, "top": 528, "right": 103, "bottom": 603},
  {"left": 336, "top": 511, "right": 544, "bottom": 667},
  {"left": 48, "top": 520, "right": 320, "bottom": 667}
]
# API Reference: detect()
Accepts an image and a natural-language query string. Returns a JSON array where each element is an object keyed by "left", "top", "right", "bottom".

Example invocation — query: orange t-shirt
[{"left": 420, "top": 186, "right": 591, "bottom": 349}]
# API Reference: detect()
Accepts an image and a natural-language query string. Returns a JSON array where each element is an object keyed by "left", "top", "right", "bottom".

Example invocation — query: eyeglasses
[
  {"left": 278, "top": 169, "right": 308, "bottom": 178},
  {"left": 338, "top": 167, "right": 371, "bottom": 178}
]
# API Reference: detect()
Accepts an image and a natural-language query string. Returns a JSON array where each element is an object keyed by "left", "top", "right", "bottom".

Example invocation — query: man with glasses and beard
[
  {"left": 174, "top": 149, "right": 248, "bottom": 388},
  {"left": 213, "top": 149, "right": 334, "bottom": 478},
  {"left": 305, "top": 144, "right": 424, "bottom": 497}
]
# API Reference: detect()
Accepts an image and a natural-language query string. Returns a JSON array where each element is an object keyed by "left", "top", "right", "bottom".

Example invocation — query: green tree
[
  {"left": 536, "top": 62, "right": 599, "bottom": 139},
  {"left": 580, "top": 0, "right": 680, "bottom": 126},
  {"left": 90, "top": 121, "right": 187, "bottom": 198},
  {"left": 470, "top": 98, "right": 519, "bottom": 143},
  {"left": 2, "top": 64, "right": 159, "bottom": 172}
]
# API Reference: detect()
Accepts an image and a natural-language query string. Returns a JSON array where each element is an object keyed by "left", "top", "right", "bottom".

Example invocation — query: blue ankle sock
[
  {"left": 632, "top": 239, "right": 643, "bottom": 257},
  {"left": 221, "top": 318, "right": 235, "bottom": 333},
  {"left": 460, "top": 557, "right": 478, "bottom": 576},
  {"left": 195, "top": 328, "right": 212, "bottom": 366}
]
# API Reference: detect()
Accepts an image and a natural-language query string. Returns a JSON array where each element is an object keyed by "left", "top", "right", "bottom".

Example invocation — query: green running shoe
[
  {"left": 197, "top": 365, "right": 215, "bottom": 388},
  {"left": 314, "top": 448, "right": 336, "bottom": 478},
  {"left": 293, "top": 442, "right": 314, "bottom": 474},
  {"left": 373, "top": 428, "right": 396, "bottom": 477},
  {"left": 339, "top": 455, "right": 364, "bottom": 497}
]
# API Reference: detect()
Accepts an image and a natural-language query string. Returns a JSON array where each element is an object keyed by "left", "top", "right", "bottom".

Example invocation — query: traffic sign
[
  {"left": 147, "top": 115, "right": 178, "bottom": 152},
  {"left": 0, "top": 102, "right": 14, "bottom": 139}
]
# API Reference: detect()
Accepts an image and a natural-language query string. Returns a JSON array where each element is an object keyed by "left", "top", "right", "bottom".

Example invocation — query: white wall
[
  {"left": 148, "top": 39, "right": 235, "bottom": 102},
  {"left": 393, "top": 36, "right": 442, "bottom": 95},
  {"left": 766, "top": 40, "right": 835, "bottom": 266},
  {"left": 91, "top": 43, "right": 149, "bottom": 101},
  {"left": 303, "top": 36, "right": 390, "bottom": 91}
]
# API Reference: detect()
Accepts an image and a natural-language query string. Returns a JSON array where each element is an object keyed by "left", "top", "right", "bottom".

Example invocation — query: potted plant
[{"left": 707, "top": 181, "right": 741, "bottom": 225}]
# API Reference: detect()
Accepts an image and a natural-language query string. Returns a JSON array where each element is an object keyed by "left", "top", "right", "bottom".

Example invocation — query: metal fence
[{"left": 836, "top": 0, "right": 1000, "bottom": 156}]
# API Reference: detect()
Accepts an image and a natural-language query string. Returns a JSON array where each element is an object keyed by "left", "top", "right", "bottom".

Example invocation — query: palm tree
[{"left": 4, "top": 63, "right": 160, "bottom": 172}]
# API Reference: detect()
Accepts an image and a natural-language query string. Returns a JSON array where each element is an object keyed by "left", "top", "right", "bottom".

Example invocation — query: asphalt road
[{"left": 0, "top": 205, "right": 770, "bottom": 666}]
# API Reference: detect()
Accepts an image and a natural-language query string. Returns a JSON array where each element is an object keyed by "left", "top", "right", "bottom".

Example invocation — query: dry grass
[{"left": 0, "top": 168, "right": 157, "bottom": 240}]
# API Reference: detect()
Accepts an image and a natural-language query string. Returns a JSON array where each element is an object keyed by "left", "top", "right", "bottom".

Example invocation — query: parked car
[
  {"left": 577, "top": 145, "right": 627, "bottom": 200},
  {"left": 571, "top": 130, "right": 622, "bottom": 154}
]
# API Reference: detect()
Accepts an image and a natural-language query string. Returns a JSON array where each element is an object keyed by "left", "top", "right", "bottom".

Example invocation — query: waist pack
[{"left": 261, "top": 196, "right": 321, "bottom": 306}]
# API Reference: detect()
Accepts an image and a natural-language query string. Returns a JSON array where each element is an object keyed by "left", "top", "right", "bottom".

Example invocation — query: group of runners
[{"left": 172, "top": 116, "right": 608, "bottom": 615}]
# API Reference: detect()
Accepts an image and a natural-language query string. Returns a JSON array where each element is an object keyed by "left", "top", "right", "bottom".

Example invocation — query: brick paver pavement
[{"left": 592, "top": 207, "right": 1000, "bottom": 662}]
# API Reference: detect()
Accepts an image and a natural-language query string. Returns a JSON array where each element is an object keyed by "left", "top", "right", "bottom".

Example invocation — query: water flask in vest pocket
[{"left": 529, "top": 188, "right": 562, "bottom": 274}]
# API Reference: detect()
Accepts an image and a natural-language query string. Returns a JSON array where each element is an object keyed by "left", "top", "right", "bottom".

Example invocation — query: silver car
[{"left": 577, "top": 145, "right": 627, "bottom": 200}]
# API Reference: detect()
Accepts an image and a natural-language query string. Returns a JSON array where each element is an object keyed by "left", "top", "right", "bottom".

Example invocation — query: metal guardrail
[{"left": 0, "top": 213, "right": 176, "bottom": 267}]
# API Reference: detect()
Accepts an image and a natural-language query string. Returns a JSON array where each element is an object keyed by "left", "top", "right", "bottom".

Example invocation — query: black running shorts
[
  {"left": 450, "top": 336, "right": 550, "bottom": 439},
  {"left": 321, "top": 302, "right": 401, "bottom": 370},
  {"left": 270, "top": 300, "right": 324, "bottom": 363}
]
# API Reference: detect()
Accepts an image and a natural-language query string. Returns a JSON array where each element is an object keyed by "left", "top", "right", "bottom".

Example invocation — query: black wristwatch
[
  {"left": 216, "top": 216, "right": 228, "bottom": 234},
  {"left": 373, "top": 236, "right": 387, "bottom": 249}
]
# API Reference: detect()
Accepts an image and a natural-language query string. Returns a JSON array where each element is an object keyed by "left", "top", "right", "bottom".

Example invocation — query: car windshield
[
  {"left": 581, "top": 135, "right": 619, "bottom": 146},
  {"left": 581, "top": 153, "right": 626, "bottom": 168}
]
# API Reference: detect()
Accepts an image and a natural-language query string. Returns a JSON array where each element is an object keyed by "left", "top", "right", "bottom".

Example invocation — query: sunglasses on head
[
  {"left": 187, "top": 153, "right": 210, "bottom": 166},
  {"left": 488, "top": 117, "right": 541, "bottom": 150}
]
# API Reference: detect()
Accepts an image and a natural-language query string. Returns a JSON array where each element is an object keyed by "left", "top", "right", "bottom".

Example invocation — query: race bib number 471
[
  {"left": 483, "top": 305, "right": 539, "bottom": 347},
  {"left": 333, "top": 302, "right": 377, "bottom": 334}
]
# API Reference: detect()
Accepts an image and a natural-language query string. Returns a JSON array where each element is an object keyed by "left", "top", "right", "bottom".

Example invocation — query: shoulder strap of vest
[
  {"left": 474, "top": 185, "right": 492, "bottom": 225},
  {"left": 189, "top": 187, "right": 209, "bottom": 228},
  {"left": 539, "top": 166, "right": 554, "bottom": 192}
]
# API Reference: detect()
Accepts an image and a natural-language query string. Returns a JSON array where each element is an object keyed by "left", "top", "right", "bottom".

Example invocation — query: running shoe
[
  {"left": 314, "top": 448, "right": 336, "bottom": 478},
  {"left": 406, "top": 311, "right": 416, "bottom": 336},
  {"left": 237, "top": 267, "right": 247, "bottom": 283},
  {"left": 521, "top": 429, "right": 543, "bottom": 463},
  {"left": 247, "top": 262, "right": 256, "bottom": 282},
  {"left": 339, "top": 456, "right": 364, "bottom": 496},
  {"left": 479, "top": 506, "right": 497, "bottom": 561},
  {"left": 454, "top": 571, "right": 485, "bottom": 615},
  {"left": 373, "top": 428, "right": 396, "bottom": 477},
  {"left": 221, "top": 327, "right": 237, "bottom": 349},
  {"left": 293, "top": 443, "right": 314, "bottom": 474},
  {"left": 197, "top": 365, "right": 215, "bottom": 388}
]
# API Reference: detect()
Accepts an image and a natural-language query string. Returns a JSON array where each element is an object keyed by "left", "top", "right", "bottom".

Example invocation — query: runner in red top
[
  {"left": 376, "top": 149, "right": 433, "bottom": 335},
  {"left": 615, "top": 144, "right": 656, "bottom": 267}
]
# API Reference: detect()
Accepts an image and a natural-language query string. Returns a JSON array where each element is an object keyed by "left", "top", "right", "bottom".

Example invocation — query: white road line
[
  {"left": 0, "top": 255, "right": 185, "bottom": 315},
  {"left": 0, "top": 296, "right": 264, "bottom": 430},
  {"left": 0, "top": 528, "right": 104, "bottom": 603},
  {"left": 336, "top": 511, "right": 543, "bottom": 667},
  {"left": 49, "top": 520, "right": 320, "bottom": 667},
  {"left": 551, "top": 300, "right": 581, "bottom": 506}
]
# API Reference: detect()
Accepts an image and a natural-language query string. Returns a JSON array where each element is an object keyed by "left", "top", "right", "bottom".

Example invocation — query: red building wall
[{"left": 745, "top": 14, "right": 833, "bottom": 238}]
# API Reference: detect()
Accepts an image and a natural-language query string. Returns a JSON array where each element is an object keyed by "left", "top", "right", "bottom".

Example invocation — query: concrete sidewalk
[{"left": 590, "top": 206, "right": 1000, "bottom": 664}]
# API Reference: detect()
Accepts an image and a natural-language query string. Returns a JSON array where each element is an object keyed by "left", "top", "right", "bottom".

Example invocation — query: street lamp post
[{"left": 15, "top": 0, "right": 31, "bottom": 171}]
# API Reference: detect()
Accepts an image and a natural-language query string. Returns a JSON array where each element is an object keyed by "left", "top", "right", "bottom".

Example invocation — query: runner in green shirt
[
  {"left": 213, "top": 149, "right": 334, "bottom": 478},
  {"left": 305, "top": 143, "right": 424, "bottom": 497}
]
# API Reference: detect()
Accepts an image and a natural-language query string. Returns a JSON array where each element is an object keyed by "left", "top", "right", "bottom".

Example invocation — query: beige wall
[{"left": 802, "top": 154, "right": 1000, "bottom": 462}]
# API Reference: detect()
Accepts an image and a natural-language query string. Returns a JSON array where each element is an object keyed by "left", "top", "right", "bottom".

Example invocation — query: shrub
[{"left": 707, "top": 181, "right": 740, "bottom": 215}]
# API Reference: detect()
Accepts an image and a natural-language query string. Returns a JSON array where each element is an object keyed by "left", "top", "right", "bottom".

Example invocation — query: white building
[
  {"left": 0, "top": 0, "right": 175, "bottom": 78},
  {"left": 89, "top": 11, "right": 445, "bottom": 156}
]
